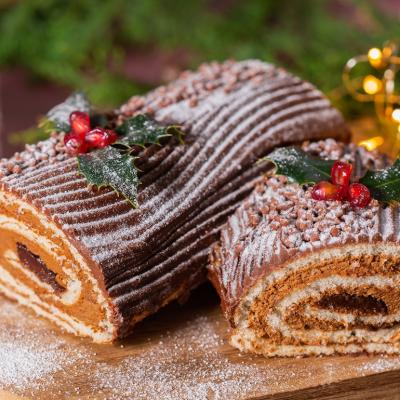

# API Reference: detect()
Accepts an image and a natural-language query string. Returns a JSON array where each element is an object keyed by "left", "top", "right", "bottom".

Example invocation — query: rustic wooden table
[{"left": 1, "top": 284, "right": 400, "bottom": 400}]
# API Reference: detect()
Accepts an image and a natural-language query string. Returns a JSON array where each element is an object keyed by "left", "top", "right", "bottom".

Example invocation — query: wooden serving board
[{"left": 1, "top": 285, "right": 400, "bottom": 400}]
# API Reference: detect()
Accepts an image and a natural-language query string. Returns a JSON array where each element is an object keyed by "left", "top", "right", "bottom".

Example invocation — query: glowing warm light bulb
[
  {"left": 392, "top": 109, "right": 400, "bottom": 123},
  {"left": 368, "top": 48, "right": 382, "bottom": 61},
  {"left": 368, "top": 47, "right": 383, "bottom": 68},
  {"left": 362, "top": 75, "right": 382, "bottom": 95},
  {"left": 358, "top": 136, "right": 384, "bottom": 151}
]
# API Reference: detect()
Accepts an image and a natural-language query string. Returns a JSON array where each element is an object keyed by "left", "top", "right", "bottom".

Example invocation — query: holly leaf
[
  {"left": 43, "top": 91, "right": 91, "bottom": 133},
  {"left": 115, "top": 114, "right": 183, "bottom": 148},
  {"left": 360, "top": 159, "right": 400, "bottom": 203},
  {"left": 262, "top": 146, "right": 334, "bottom": 184},
  {"left": 77, "top": 147, "right": 140, "bottom": 208},
  {"left": 77, "top": 114, "right": 184, "bottom": 208}
]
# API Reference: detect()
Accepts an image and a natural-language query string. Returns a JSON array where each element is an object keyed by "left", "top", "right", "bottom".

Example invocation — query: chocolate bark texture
[
  {"left": 0, "top": 60, "right": 347, "bottom": 342},
  {"left": 208, "top": 139, "right": 400, "bottom": 357}
]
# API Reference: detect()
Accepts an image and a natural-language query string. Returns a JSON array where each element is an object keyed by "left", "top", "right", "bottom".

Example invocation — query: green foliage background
[{"left": 0, "top": 0, "right": 399, "bottom": 116}]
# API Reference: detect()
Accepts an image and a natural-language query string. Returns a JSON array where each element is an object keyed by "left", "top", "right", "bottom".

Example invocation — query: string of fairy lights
[{"left": 343, "top": 41, "right": 400, "bottom": 153}]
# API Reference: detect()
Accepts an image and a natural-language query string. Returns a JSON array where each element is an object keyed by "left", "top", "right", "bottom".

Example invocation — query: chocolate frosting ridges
[{"left": 0, "top": 60, "right": 347, "bottom": 340}]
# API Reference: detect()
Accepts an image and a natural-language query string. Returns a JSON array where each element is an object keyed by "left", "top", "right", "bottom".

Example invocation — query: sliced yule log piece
[
  {"left": 0, "top": 60, "right": 347, "bottom": 342},
  {"left": 208, "top": 138, "right": 400, "bottom": 357}
]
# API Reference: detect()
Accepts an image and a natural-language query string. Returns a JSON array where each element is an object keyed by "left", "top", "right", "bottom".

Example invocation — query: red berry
[
  {"left": 85, "top": 128, "right": 107, "bottom": 148},
  {"left": 104, "top": 129, "right": 118, "bottom": 145},
  {"left": 331, "top": 160, "right": 352, "bottom": 187},
  {"left": 69, "top": 111, "right": 91, "bottom": 136},
  {"left": 85, "top": 128, "right": 118, "bottom": 149},
  {"left": 336, "top": 184, "right": 348, "bottom": 200},
  {"left": 64, "top": 133, "right": 88, "bottom": 155},
  {"left": 348, "top": 183, "right": 371, "bottom": 208},
  {"left": 311, "top": 181, "right": 346, "bottom": 201}
]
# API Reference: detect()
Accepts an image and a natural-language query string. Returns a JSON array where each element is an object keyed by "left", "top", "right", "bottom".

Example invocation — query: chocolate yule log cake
[
  {"left": 0, "top": 60, "right": 347, "bottom": 342},
  {"left": 209, "top": 138, "right": 400, "bottom": 357}
]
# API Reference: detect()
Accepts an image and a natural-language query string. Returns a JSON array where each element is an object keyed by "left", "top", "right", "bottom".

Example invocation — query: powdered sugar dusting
[
  {"left": 92, "top": 316, "right": 269, "bottom": 400},
  {"left": 1, "top": 295, "right": 400, "bottom": 399},
  {"left": 0, "top": 299, "right": 92, "bottom": 395},
  {"left": 356, "top": 356, "right": 400, "bottom": 374},
  {"left": 0, "top": 340, "right": 73, "bottom": 390}
]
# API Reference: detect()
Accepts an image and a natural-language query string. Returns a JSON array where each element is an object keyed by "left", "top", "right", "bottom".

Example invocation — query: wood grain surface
[{"left": 0, "top": 284, "right": 400, "bottom": 400}]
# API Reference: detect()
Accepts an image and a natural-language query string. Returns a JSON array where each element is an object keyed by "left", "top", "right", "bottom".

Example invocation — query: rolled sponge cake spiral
[
  {"left": 208, "top": 139, "right": 400, "bottom": 357},
  {"left": 0, "top": 60, "right": 347, "bottom": 342}
]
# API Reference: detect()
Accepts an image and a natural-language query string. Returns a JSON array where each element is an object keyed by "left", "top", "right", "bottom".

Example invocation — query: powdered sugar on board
[
  {"left": 92, "top": 316, "right": 270, "bottom": 400},
  {"left": 0, "top": 299, "right": 92, "bottom": 395},
  {"left": 1, "top": 291, "right": 400, "bottom": 400}
]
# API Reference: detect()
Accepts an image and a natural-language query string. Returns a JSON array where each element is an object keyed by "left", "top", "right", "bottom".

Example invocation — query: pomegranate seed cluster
[
  {"left": 0, "top": 111, "right": 118, "bottom": 178},
  {"left": 311, "top": 160, "right": 371, "bottom": 208},
  {"left": 303, "top": 139, "right": 387, "bottom": 209},
  {"left": 63, "top": 111, "right": 117, "bottom": 156},
  {"left": 311, "top": 161, "right": 371, "bottom": 207}
]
